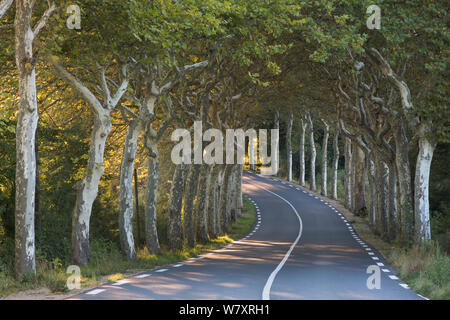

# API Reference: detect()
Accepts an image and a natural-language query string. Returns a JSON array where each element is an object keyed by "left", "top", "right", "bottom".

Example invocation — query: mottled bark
[
  {"left": 144, "top": 146, "right": 161, "bottom": 254},
  {"left": 183, "top": 164, "right": 201, "bottom": 246},
  {"left": 307, "top": 113, "right": 316, "bottom": 191},
  {"left": 216, "top": 172, "right": 222, "bottom": 234},
  {"left": 344, "top": 137, "right": 353, "bottom": 210},
  {"left": 35, "top": 129, "right": 41, "bottom": 242},
  {"left": 374, "top": 158, "right": 389, "bottom": 238},
  {"left": 367, "top": 155, "right": 376, "bottom": 227},
  {"left": 71, "top": 117, "right": 111, "bottom": 265},
  {"left": 236, "top": 164, "right": 243, "bottom": 216},
  {"left": 286, "top": 110, "right": 293, "bottom": 181},
  {"left": 392, "top": 121, "right": 414, "bottom": 242},
  {"left": 353, "top": 143, "right": 366, "bottom": 216},
  {"left": 119, "top": 119, "right": 142, "bottom": 260},
  {"left": 387, "top": 161, "right": 397, "bottom": 241},
  {"left": 206, "top": 165, "right": 220, "bottom": 237},
  {"left": 14, "top": 0, "right": 37, "bottom": 276},
  {"left": 219, "top": 165, "right": 233, "bottom": 232},
  {"left": 414, "top": 124, "right": 435, "bottom": 244},
  {"left": 298, "top": 117, "right": 307, "bottom": 186},
  {"left": 320, "top": 119, "right": 329, "bottom": 196},
  {"left": 195, "top": 164, "right": 210, "bottom": 243},
  {"left": 331, "top": 129, "right": 339, "bottom": 200},
  {"left": 49, "top": 56, "right": 128, "bottom": 266},
  {"left": 168, "top": 164, "right": 186, "bottom": 250},
  {"left": 14, "top": 0, "right": 56, "bottom": 276},
  {"left": 273, "top": 110, "right": 280, "bottom": 175}
]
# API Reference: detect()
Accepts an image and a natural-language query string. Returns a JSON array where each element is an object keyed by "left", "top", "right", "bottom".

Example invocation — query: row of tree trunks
[{"left": 163, "top": 162, "right": 241, "bottom": 250}]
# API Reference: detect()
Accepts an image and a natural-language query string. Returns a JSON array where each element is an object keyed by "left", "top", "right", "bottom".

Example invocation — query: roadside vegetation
[
  {"left": 0, "top": 196, "right": 256, "bottom": 298},
  {"left": 271, "top": 168, "right": 449, "bottom": 300}
]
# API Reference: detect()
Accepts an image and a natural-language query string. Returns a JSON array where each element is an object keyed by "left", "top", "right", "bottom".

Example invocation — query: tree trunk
[
  {"left": 134, "top": 168, "right": 140, "bottom": 247},
  {"left": 14, "top": 0, "right": 38, "bottom": 276},
  {"left": 183, "top": 164, "right": 201, "bottom": 246},
  {"left": 286, "top": 110, "right": 293, "bottom": 181},
  {"left": 225, "top": 166, "right": 235, "bottom": 229},
  {"left": 387, "top": 161, "right": 397, "bottom": 241},
  {"left": 331, "top": 129, "right": 339, "bottom": 200},
  {"left": 209, "top": 165, "right": 223, "bottom": 237},
  {"left": 353, "top": 143, "right": 366, "bottom": 216},
  {"left": 219, "top": 165, "right": 233, "bottom": 232},
  {"left": 307, "top": 113, "right": 316, "bottom": 191},
  {"left": 168, "top": 164, "right": 186, "bottom": 250},
  {"left": 320, "top": 119, "right": 329, "bottom": 196},
  {"left": 273, "top": 110, "right": 280, "bottom": 175},
  {"left": 374, "top": 158, "right": 388, "bottom": 238},
  {"left": 119, "top": 119, "right": 142, "bottom": 260},
  {"left": 71, "top": 115, "right": 111, "bottom": 265},
  {"left": 367, "top": 155, "right": 376, "bottom": 227},
  {"left": 414, "top": 124, "right": 436, "bottom": 244},
  {"left": 344, "top": 137, "right": 353, "bottom": 209},
  {"left": 35, "top": 128, "right": 41, "bottom": 243},
  {"left": 195, "top": 164, "right": 210, "bottom": 243},
  {"left": 236, "top": 164, "right": 243, "bottom": 216},
  {"left": 144, "top": 145, "right": 161, "bottom": 254},
  {"left": 299, "top": 117, "right": 307, "bottom": 186},
  {"left": 392, "top": 121, "right": 414, "bottom": 243}
]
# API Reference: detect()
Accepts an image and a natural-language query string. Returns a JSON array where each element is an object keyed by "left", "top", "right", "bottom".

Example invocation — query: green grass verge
[{"left": 0, "top": 196, "right": 256, "bottom": 298}]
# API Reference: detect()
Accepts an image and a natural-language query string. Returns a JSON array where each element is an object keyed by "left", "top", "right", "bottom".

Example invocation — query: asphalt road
[{"left": 70, "top": 171, "right": 425, "bottom": 300}]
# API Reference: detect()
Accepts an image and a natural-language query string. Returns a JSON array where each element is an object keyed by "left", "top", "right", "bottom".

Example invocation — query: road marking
[
  {"left": 399, "top": 283, "right": 409, "bottom": 289},
  {"left": 173, "top": 264, "right": 183, "bottom": 267},
  {"left": 112, "top": 280, "right": 131, "bottom": 286},
  {"left": 86, "top": 289, "right": 105, "bottom": 295},
  {"left": 368, "top": 252, "right": 375, "bottom": 255},
  {"left": 389, "top": 275, "right": 399, "bottom": 280},
  {"left": 376, "top": 262, "right": 384, "bottom": 266},
  {"left": 155, "top": 269, "right": 168, "bottom": 272},
  {"left": 382, "top": 269, "right": 390, "bottom": 273},
  {"left": 417, "top": 294, "right": 429, "bottom": 300},
  {"left": 256, "top": 185, "right": 303, "bottom": 301},
  {"left": 135, "top": 274, "right": 151, "bottom": 278},
  {"left": 371, "top": 257, "right": 379, "bottom": 260}
]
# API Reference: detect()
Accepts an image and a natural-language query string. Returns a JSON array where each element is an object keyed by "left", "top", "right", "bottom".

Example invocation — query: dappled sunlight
[
  {"left": 338, "top": 291, "right": 375, "bottom": 300},
  {"left": 216, "top": 282, "right": 246, "bottom": 288},
  {"left": 271, "top": 291, "right": 305, "bottom": 299}
]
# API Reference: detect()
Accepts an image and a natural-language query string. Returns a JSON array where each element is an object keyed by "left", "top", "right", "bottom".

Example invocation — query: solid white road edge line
[{"left": 256, "top": 184, "right": 303, "bottom": 301}]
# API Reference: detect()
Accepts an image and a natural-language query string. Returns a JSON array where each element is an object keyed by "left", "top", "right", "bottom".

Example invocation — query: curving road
[{"left": 69, "top": 172, "right": 424, "bottom": 300}]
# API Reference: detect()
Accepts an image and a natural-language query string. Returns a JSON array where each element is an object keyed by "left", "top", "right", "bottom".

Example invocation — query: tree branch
[
  {"left": 47, "top": 55, "right": 104, "bottom": 115},
  {"left": 33, "top": 1, "right": 57, "bottom": 38},
  {"left": 0, "top": 0, "right": 13, "bottom": 20}
]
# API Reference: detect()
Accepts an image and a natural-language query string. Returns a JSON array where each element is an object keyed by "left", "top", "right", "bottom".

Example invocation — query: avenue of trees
[{"left": 0, "top": 0, "right": 448, "bottom": 281}]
